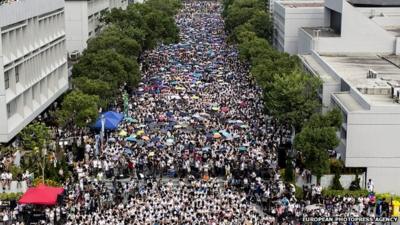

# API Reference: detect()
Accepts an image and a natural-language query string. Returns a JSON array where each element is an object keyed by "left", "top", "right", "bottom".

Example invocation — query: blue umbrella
[{"left": 125, "top": 136, "right": 137, "bottom": 142}]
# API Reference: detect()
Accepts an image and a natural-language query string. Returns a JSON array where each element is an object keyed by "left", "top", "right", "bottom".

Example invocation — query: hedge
[
  {"left": 322, "top": 189, "right": 369, "bottom": 198},
  {"left": 0, "top": 193, "right": 23, "bottom": 201}
]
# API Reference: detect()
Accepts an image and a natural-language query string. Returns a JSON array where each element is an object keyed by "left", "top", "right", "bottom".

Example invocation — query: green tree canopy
[
  {"left": 86, "top": 26, "right": 141, "bottom": 59},
  {"left": 55, "top": 91, "right": 99, "bottom": 128},
  {"left": 263, "top": 71, "right": 321, "bottom": 130},
  {"left": 224, "top": 0, "right": 264, "bottom": 33},
  {"left": 72, "top": 49, "right": 140, "bottom": 89},
  {"left": 19, "top": 122, "right": 50, "bottom": 150},
  {"left": 72, "top": 77, "right": 113, "bottom": 108}
]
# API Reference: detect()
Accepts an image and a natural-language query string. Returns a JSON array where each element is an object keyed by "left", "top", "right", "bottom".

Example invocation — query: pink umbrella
[{"left": 221, "top": 107, "right": 229, "bottom": 113}]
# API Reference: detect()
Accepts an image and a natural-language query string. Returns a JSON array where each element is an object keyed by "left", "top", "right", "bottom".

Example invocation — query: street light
[{"left": 41, "top": 146, "right": 47, "bottom": 184}]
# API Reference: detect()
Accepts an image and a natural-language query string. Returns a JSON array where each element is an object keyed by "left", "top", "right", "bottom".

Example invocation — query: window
[
  {"left": 4, "top": 71, "right": 10, "bottom": 89},
  {"left": 7, "top": 104, "right": 11, "bottom": 117},
  {"left": 15, "top": 66, "right": 20, "bottom": 83},
  {"left": 6, "top": 101, "right": 15, "bottom": 118}
]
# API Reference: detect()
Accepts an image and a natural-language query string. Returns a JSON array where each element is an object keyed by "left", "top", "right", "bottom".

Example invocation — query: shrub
[
  {"left": 295, "top": 185, "right": 303, "bottom": 200},
  {"left": 329, "top": 159, "right": 343, "bottom": 174},
  {"left": 284, "top": 160, "right": 295, "bottom": 183},
  {"left": 349, "top": 174, "right": 361, "bottom": 191},
  {"left": 322, "top": 189, "right": 368, "bottom": 198},
  {"left": 331, "top": 172, "right": 344, "bottom": 190},
  {"left": 0, "top": 193, "right": 23, "bottom": 201},
  {"left": 33, "top": 177, "right": 61, "bottom": 187},
  {"left": 376, "top": 193, "right": 400, "bottom": 202}
]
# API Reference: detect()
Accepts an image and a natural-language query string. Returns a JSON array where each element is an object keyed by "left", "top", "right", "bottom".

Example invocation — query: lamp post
[
  {"left": 41, "top": 146, "right": 47, "bottom": 184},
  {"left": 100, "top": 114, "right": 105, "bottom": 154}
]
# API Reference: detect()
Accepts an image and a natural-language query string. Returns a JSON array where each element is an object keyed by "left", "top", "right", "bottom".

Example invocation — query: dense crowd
[{"left": 7, "top": 1, "right": 389, "bottom": 225}]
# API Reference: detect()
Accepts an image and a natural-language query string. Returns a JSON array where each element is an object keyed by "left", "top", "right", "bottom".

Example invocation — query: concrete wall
[
  {"left": 316, "top": 0, "right": 396, "bottom": 54},
  {"left": 296, "top": 173, "right": 366, "bottom": 189},
  {"left": 345, "top": 112, "right": 400, "bottom": 168},
  {"left": 0, "top": 0, "right": 68, "bottom": 142},
  {"left": 65, "top": 1, "right": 88, "bottom": 54},
  {"left": 274, "top": 1, "right": 324, "bottom": 54}
]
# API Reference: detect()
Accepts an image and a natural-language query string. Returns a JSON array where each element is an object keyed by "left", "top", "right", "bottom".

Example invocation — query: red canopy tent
[{"left": 18, "top": 184, "right": 64, "bottom": 205}]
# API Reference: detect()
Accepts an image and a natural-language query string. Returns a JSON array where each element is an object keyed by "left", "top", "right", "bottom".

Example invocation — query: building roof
[
  {"left": 332, "top": 92, "right": 366, "bottom": 112},
  {"left": 302, "top": 27, "right": 340, "bottom": 38},
  {"left": 347, "top": 0, "right": 400, "bottom": 6},
  {"left": 320, "top": 55, "right": 400, "bottom": 106},
  {"left": 281, "top": 2, "right": 324, "bottom": 8}
]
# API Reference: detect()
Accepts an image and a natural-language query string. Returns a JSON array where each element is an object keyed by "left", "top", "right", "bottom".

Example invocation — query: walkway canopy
[
  {"left": 93, "top": 111, "right": 124, "bottom": 130},
  {"left": 18, "top": 184, "right": 64, "bottom": 206}
]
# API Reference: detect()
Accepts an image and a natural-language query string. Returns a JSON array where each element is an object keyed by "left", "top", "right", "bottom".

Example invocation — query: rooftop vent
[{"left": 367, "top": 69, "right": 378, "bottom": 79}]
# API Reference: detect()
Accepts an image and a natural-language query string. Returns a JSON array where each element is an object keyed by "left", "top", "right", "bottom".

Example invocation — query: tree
[
  {"left": 19, "top": 122, "right": 50, "bottom": 150},
  {"left": 55, "top": 91, "right": 99, "bottom": 128},
  {"left": 72, "top": 49, "right": 140, "bottom": 89},
  {"left": 284, "top": 159, "right": 295, "bottom": 183},
  {"left": 86, "top": 26, "right": 141, "bottom": 59},
  {"left": 305, "top": 108, "right": 343, "bottom": 129},
  {"left": 72, "top": 77, "right": 114, "bottom": 108},
  {"left": 263, "top": 71, "right": 321, "bottom": 130},
  {"left": 224, "top": 0, "right": 264, "bottom": 33}
]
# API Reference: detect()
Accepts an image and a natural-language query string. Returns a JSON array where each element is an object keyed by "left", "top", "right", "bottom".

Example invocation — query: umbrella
[
  {"left": 213, "top": 133, "right": 221, "bottom": 139},
  {"left": 124, "top": 148, "right": 133, "bottom": 155},
  {"left": 221, "top": 107, "right": 229, "bottom": 113},
  {"left": 136, "top": 130, "right": 145, "bottom": 136},
  {"left": 148, "top": 152, "right": 155, "bottom": 157},
  {"left": 305, "top": 204, "right": 322, "bottom": 211},
  {"left": 239, "top": 146, "right": 247, "bottom": 152},
  {"left": 192, "top": 95, "right": 200, "bottom": 100},
  {"left": 142, "top": 136, "right": 150, "bottom": 141},
  {"left": 166, "top": 138, "right": 174, "bottom": 146},
  {"left": 119, "top": 130, "right": 128, "bottom": 137},
  {"left": 124, "top": 117, "right": 137, "bottom": 123},
  {"left": 212, "top": 106, "right": 220, "bottom": 111},
  {"left": 221, "top": 130, "right": 232, "bottom": 139},
  {"left": 125, "top": 136, "right": 136, "bottom": 142}
]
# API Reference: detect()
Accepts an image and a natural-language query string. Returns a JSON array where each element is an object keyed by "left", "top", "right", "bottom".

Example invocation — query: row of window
[
  {"left": 4, "top": 40, "right": 65, "bottom": 92},
  {"left": 6, "top": 65, "right": 66, "bottom": 118},
  {"left": 1, "top": 9, "right": 64, "bottom": 64}
]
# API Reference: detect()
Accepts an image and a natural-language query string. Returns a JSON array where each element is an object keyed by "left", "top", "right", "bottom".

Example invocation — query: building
[
  {"left": 65, "top": 0, "right": 128, "bottom": 55},
  {"left": 0, "top": 0, "right": 69, "bottom": 143},
  {"left": 276, "top": 0, "right": 400, "bottom": 193},
  {"left": 273, "top": 1, "right": 325, "bottom": 54}
]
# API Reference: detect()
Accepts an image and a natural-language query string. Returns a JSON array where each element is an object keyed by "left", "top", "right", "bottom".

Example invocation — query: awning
[{"left": 18, "top": 184, "right": 64, "bottom": 206}]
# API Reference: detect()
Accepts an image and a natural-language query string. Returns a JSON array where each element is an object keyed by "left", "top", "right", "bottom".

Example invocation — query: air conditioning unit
[
  {"left": 69, "top": 50, "right": 80, "bottom": 61},
  {"left": 367, "top": 69, "right": 378, "bottom": 79}
]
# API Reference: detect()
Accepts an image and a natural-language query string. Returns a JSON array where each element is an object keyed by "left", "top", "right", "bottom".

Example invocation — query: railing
[{"left": 0, "top": 0, "right": 21, "bottom": 6}]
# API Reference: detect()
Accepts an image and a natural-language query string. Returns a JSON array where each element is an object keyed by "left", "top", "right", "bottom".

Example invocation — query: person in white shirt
[{"left": 367, "top": 179, "right": 374, "bottom": 192}]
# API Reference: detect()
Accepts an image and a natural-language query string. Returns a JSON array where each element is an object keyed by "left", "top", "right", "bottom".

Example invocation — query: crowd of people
[
  {"left": 61, "top": 1, "right": 294, "bottom": 224},
  {"left": 6, "top": 1, "right": 392, "bottom": 225}
]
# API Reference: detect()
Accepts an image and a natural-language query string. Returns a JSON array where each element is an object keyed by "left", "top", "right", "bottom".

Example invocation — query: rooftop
[
  {"left": 281, "top": 2, "right": 324, "bottom": 8},
  {"left": 347, "top": 0, "right": 400, "bottom": 7},
  {"left": 320, "top": 54, "right": 400, "bottom": 106},
  {"left": 333, "top": 92, "right": 365, "bottom": 112},
  {"left": 302, "top": 27, "right": 340, "bottom": 38}
]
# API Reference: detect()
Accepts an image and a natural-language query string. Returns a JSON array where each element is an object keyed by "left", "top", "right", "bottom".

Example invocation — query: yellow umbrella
[
  {"left": 176, "top": 87, "right": 186, "bottom": 91},
  {"left": 192, "top": 95, "right": 200, "bottom": 100},
  {"left": 136, "top": 130, "right": 145, "bottom": 136},
  {"left": 119, "top": 130, "right": 128, "bottom": 137}
]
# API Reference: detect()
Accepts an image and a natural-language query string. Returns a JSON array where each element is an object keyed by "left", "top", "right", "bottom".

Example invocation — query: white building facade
[
  {"left": 274, "top": 0, "right": 400, "bottom": 193},
  {"left": 273, "top": 1, "right": 325, "bottom": 54},
  {"left": 65, "top": 0, "right": 128, "bottom": 55},
  {"left": 0, "top": 0, "right": 69, "bottom": 143}
]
